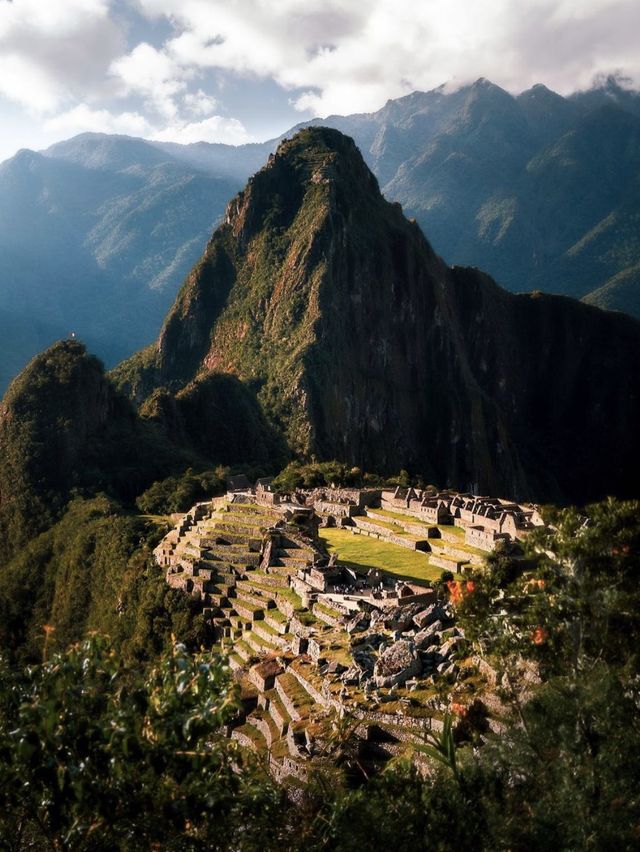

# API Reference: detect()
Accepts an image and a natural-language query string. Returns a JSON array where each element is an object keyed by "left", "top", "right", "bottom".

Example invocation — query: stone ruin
[{"left": 152, "top": 479, "right": 541, "bottom": 783}]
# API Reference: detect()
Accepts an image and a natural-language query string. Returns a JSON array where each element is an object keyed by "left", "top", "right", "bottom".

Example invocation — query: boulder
[
  {"left": 341, "top": 666, "right": 360, "bottom": 686},
  {"left": 440, "top": 636, "right": 467, "bottom": 659},
  {"left": 374, "top": 639, "right": 422, "bottom": 688},
  {"left": 382, "top": 604, "right": 423, "bottom": 632},
  {"left": 413, "top": 604, "right": 449, "bottom": 630},
  {"left": 346, "top": 613, "right": 370, "bottom": 634},
  {"left": 413, "top": 622, "right": 443, "bottom": 648},
  {"left": 359, "top": 632, "right": 387, "bottom": 650},
  {"left": 352, "top": 648, "right": 376, "bottom": 674}
]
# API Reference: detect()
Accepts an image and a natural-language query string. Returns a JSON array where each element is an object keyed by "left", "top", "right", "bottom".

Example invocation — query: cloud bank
[{"left": 0, "top": 0, "right": 638, "bottom": 158}]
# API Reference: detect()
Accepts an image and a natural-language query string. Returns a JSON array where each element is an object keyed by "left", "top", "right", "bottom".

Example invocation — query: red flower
[
  {"left": 465, "top": 580, "right": 476, "bottom": 594},
  {"left": 531, "top": 626, "right": 548, "bottom": 645},
  {"left": 450, "top": 702, "right": 468, "bottom": 717}
]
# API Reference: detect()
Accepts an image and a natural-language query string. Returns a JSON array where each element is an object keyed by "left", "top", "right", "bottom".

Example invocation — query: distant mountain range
[
  {"left": 0, "top": 139, "right": 239, "bottom": 392},
  {"left": 1, "top": 75, "right": 639, "bottom": 392}
]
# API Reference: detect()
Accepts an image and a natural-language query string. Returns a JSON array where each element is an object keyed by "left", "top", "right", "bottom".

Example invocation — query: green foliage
[
  {"left": 272, "top": 460, "right": 366, "bottom": 492},
  {"left": 0, "top": 637, "right": 282, "bottom": 850},
  {"left": 458, "top": 497, "right": 640, "bottom": 677},
  {"left": 272, "top": 460, "right": 436, "bottom": 493},
  {"left": 0, "top": 498, "right": 638, "bottom": 849},
  {"left": 415, "top": 713, "right": 459, "bottom": 779},
  {"left": 136, "top": 466, "right": 227, "bottom": 514},
  {"left": 0, "top": 496, "right": 212, "bottom": 663}
]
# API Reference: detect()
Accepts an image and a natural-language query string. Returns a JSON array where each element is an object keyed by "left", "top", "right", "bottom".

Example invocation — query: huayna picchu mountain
[{"left": 111, "top": 127, "right": 640, "bottom": 505}]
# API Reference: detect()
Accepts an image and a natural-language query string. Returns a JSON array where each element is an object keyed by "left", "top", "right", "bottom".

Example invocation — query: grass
[
  {"left": 357, "top": 515, "right": 413, "bottom": 536},
  {"left": 140, "top": 513, "right": 173, "bottom": 528},
  {"left": 294, "top": 610, "right": 318, "bottom": 627},
  {"left": 368, "top": 507, "right": 435, "bottom": 528},
  {"left": 319, "top": 528, "right": 446, "bottom": 585},
  {"left": 265, "top": 608, "right": 288, "bottom": 624},
  {"left": 276, "top": 586, "right": 304, "bottom": 611},
  {"left": 430, "top": 538, "right": 486, "bottom": 558}
]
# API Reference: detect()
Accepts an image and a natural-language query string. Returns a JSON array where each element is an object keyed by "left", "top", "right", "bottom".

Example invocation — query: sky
[{"left": 0, "top": 0, "right": 639, "bottom": 163}]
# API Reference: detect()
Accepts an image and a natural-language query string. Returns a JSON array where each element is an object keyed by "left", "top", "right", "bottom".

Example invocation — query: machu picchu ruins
[{"left": 154, "top": 480, "right": 545, "bottom": 783}]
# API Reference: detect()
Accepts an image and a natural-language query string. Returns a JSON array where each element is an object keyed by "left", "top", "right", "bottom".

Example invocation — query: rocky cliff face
[{"left": 114, "top": 127, "right": 640, "bottom": 504}]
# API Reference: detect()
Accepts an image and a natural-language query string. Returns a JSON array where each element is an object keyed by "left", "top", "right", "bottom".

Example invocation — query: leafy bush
[
  {"left": 0, "top": 637, "right": 282, "bottom": 850},
  {"left": 136, "top": 466, "right": 227, "bottom": 515}
]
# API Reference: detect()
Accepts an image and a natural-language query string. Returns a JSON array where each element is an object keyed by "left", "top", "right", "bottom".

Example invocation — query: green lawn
[{"left": 319, "top": 528, "right": 445, "bottom": 585}]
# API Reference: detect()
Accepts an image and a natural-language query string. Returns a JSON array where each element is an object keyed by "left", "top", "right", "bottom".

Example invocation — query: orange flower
[
  {"left": 446, "top": 580, "right": 463, "bottom": 604},
  {"left": 531, "top": 626, "right": 548, "bottom": 645},
  {"left": 450, "top": 702, "right": 468, "bottom": 717},
  {"left": 465, "top": 580, "right": 476, "bottom": 594}
]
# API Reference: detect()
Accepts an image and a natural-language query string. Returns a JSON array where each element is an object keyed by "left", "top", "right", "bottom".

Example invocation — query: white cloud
[
  {"left": 45, "top": 104, "right": 153, "bottom": 137},
  {"left": 0, "top": 0, "right": 110, "bottom": 39},
  {"left": 110, "top": 41, "right": 191, "bottom": 119},
  {"left": 151, "top": 114, "right": 250, "bottom": 144},
  {"left": 0, "top": 0, "right": 123, "bottom": 113},
  {"left": 43, "top": 102, "right": 251, "bottom": 146},
  {"left": 1, "top": 0, "right": 639, "bottom": 160},
  {"left": 0, "top": 53, "right": 66, "bottom": 113},
  {"left": 131, "top": 0, "right": 640, "bottom": 115},
  {"left": 183, "top": 89, "right": 220, "bottom": 116}
]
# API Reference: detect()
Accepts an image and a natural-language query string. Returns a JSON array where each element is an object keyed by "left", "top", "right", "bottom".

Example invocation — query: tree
[{"left": 0, "top": 637, "right": 282, "bottom": 851}]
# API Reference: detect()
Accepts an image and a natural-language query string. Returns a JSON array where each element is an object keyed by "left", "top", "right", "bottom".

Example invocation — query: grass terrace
[
  {"left": 319, "top": 528, "right": 450, "bottom": 585},
  {"left": 368, "top": 507, "right": 436, "bottom": 528},
  {"left": 358, "top": 515, "right": 414, "bottom": 536}
]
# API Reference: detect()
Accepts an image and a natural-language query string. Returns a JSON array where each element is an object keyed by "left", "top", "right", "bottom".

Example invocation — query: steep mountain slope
[
  {"left": 0, "top": 340, "right": 168, "bottom": 562},
  {"left": 0, "top": 139, "right": 239, "bottom": 393},
  {"left": 379, "top": 81, "right": 640, "bottom": 303},
  {"left": 0, "top": 339, "right": 283, "bottom": 564},
  {"left": 2, "top": 77, "right": 640, "bottom": 397},
  {"left": 114, "top": 127, "right": 640, "bottom": 505},
  {"left": 156, "top": 76, "right": 640, "bottom": 315}
]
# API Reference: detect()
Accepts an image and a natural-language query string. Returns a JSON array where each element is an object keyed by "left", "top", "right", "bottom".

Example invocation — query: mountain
[
  {"left": 2, "top": 76, "right": 640, "bottom": 396},
  {"left": 113, "top": 127, "right": 640, "bottom": 505},
  {"left": 0, "top": 137, "right": 240, "bottom": 392},
  {"left": 154, "top": 76, "right": 640, "bottom": 315},
  {"left": 0, "top": 339, "right": 284, "bottom": 565},
  {"left": 353, "top": 79, "right": 640, "bottom": 306}
]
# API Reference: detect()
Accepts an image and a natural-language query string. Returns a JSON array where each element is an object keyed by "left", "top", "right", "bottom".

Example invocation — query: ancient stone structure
[{"left": 154, "top": 482, "right": 545, "bottom": 782}]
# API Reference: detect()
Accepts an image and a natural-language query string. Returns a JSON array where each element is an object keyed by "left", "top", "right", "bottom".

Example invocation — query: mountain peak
[
  {"left": 115, "top": 125, "right": 640, "bottom": 504},
  {"left": 224, "top": 127, "right": 380, "bottom": 245}
]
